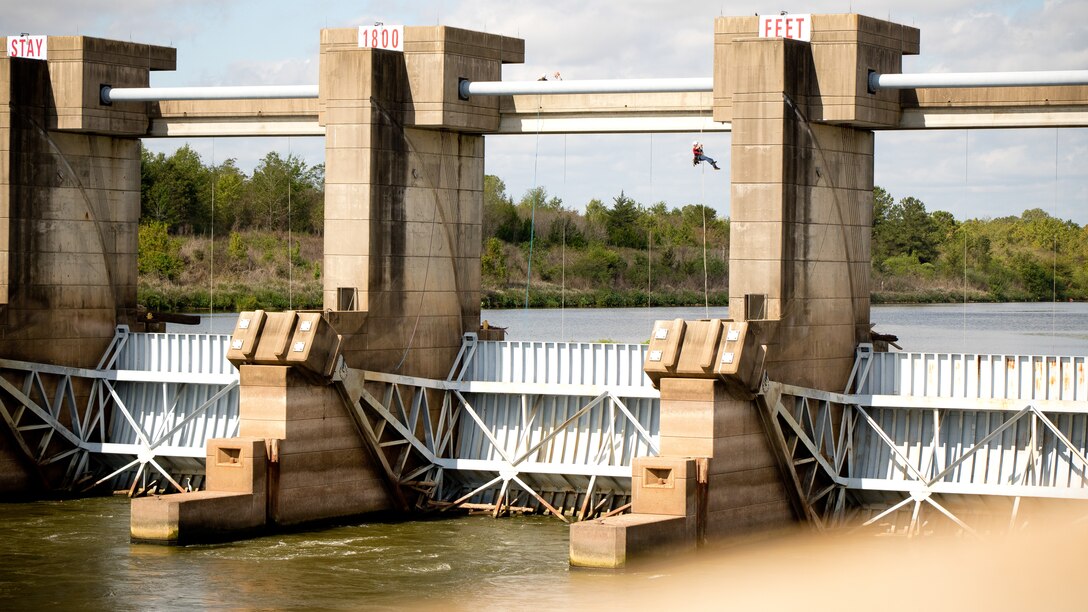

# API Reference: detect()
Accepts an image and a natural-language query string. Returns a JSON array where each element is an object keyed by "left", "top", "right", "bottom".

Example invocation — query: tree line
[
  {"left": 140, "top": 145, "right": 324, "bottom": 235},
  {"left": 871, "top": 186, "right": 1088, "bottom": 301},
  {"left": 136, "top": 146, "right": 1088, "bottom": 309},
  {"left": 480, "top": 176, "right": 730, "bottom": 307}
]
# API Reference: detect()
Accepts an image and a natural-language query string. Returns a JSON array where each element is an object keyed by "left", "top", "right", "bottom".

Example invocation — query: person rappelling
[{"left": 692, "top": 141, "right": 720, "bottom": 170}]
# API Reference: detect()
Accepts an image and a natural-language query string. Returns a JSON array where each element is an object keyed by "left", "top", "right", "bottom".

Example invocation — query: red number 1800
[{"left": 359, "top": 25, "right": 403, "bottom": 52}]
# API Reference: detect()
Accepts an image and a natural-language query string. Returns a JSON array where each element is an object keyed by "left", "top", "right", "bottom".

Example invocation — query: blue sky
[{"left": 7, "top": 0, "right": 1087, "bottom": 223}]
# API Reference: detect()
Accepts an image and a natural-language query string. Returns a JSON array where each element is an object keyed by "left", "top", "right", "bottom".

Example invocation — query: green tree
[
  {"left": 481, "top": 237, "right": 508, "bottom": 285},
  {"left": 140, "top": 145, "right": 207, "bottom": 232},
  {"left": 245, "top": 152, "right": 323, "bottom": 233},
  {"left": 871, "top": 186, "right": 895, "bottom": 264},
  {"left": 206, "top": 159, "right": 248, "bottom": 231},
  {"left": 606, "top": 192, "right": 644, "bottom": 249},
  {"left": 483, "top": 175, "right": 513, "bottom": 240},
  {"left": 137, "top": 221, "right": 184, "bottom": 280}
]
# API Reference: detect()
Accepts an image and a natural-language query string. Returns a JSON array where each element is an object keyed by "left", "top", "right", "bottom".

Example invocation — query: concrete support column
[
  {"left": 237, "top": 365, "right": 392, "bottom": 525},
  {"left": 728, "top": 36, "right": 873, "bottom": 388},
  {"left": 0, "top": 38, "right": 174, "bottom": 496},
  {"left": 0, "top": 38, "right": 173, "bottom": 366},
  {"left": 658, "top": 378, "right": 793, "bottom": 538},
  {"left": 319, "top": 27, "right": 521, "bottom": 379},
  {"left": 715, "top": 15, "right": 918, "bottom": 390}
]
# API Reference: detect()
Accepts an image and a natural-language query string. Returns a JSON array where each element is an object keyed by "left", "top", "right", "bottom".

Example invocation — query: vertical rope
[
  {"left": 648, "top": 133, "right": 653, "bottom": 310},
  {"left": 562, "top": 134, "right": 567, "bottom": 339},
  {"left": 962, "top": 131, "right": 969, "bottom": 348},
  {"left": 288, "top": 137, "right": 293, "bottom": 310},
  {"left": 701, "top": 162, "right": 708, "bottom": 318},
  {"left": 524, "top": 102, "right": 542, "bottom": 309},
  {"left": 210, "top": 138, "right": 215, "bottom": 332},
  {"left": 1052, "top": 128, "right": 1059, "bottom": 344}
]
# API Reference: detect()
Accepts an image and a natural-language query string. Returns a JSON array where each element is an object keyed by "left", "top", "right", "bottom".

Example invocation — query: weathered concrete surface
[
  {"left": 569, "top": 514, "right": 697, "bottom": 569},
  {"left": 320, "top": 27, "right": 520, "bottom": 380},
  {"left": 719, "top": 16, "right": 917, "bottom": 391},
  {"left": 239, "top": 365, "right": 393, "bottom": 526},
  {"left": 131, "top": 437, "right": 268, "bottom": 544},
  {"left": 131, "top": 363, "right": 395, "bottom": 544},
  {"left": 0, "top": 38, "right": 173, "bottom": 497}
]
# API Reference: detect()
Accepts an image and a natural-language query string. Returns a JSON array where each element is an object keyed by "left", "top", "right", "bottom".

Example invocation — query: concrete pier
[
  {"left": 570, "top": 15, "right": 921, "bottom": 567},
  {"left": 0, "top": 37, "right": 174, "bottom": 493}
]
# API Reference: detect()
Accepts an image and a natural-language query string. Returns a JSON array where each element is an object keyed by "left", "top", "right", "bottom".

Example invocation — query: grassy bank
[
  {"left": 138, "top": 229, "right": 1061, "bottom": 313},
  {"left": 482, "top": 288, "right": 729, "bottom": 309}
]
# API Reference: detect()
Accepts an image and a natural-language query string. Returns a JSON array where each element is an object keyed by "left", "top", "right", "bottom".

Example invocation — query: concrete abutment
[{"left": 569, "top": 15, "right": 920, "bottom": 567}]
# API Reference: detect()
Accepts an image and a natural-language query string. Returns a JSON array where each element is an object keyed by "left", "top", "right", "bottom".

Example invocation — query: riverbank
[{"left": 139, "top": 281, "right": 1032, "bottom": 313}]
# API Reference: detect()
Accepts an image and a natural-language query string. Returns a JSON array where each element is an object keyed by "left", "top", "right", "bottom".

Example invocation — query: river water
[
  {"left": 483, "top": 302, "right": 1088, "bottom": 354},
  {"left": 3, "top": 303, "right": 1086, "bottom": 608}
]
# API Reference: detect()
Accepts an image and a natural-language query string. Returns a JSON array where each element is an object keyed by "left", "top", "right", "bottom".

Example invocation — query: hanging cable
[
  {"left": 701, "top": 156, "right": 709, "bottom": 319},
  {"left": 963, "top": 130, "right": 969, "bottom": 350},
  {"left": 647, "top": 133, "right": 653, "bottom": 310},
  {"left": 210, "top": 138, "right": 215, "bottom": 333},
  {"left": 561, "top": 133, "right": 567, "bottom": 339},
  {"left": 1052, "top": 127, "right": 1059, "bottom": 346},
  {"left": 524, "top": 101, "right": 542, "bottom": 309},
  {"left": 287, "top": 136, "right": 293, "bottom": 310}
]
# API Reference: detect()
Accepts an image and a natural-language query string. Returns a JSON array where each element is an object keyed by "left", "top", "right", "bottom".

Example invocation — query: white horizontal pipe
[
  {"left": 460, "top": 77, "right": 713, "bottom": 98},
  {"left": 870, "top": 70, "right": 1088, "bottom": 91},
  {"left": 102, "top": 84, "right": 319, "bottom": 103}
]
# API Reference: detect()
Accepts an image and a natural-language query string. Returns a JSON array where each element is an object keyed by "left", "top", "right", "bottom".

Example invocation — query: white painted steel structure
[
  {"left": 459, "top": 77, "right": 713, "bottom": 98},
  {"left": 334, "top": 335, "right": 660, "bottom": 519},
  {"left": 0, "top": 327, "right": 238, "bottom": 493},
  {"left": 5, "top": 328, "right": 1088, "bottom": 531},
  {"left": 869, "top": 70, "right": 1088, "bottom": 91},
  {"left": 760, "top": 346, "right": 1088, "bottom": 534},
  {"left": 101, "top": 84, "right": 319, "bottom": 104}
]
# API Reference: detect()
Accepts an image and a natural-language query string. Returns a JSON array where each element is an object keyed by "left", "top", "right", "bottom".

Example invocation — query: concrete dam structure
[{"left": 2, "top": 14, "right": 1088, "bottom": 567}]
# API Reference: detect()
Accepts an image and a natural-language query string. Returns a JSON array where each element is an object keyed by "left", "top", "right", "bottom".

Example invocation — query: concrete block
[
  {"left": 239, "top": 364, "right": 290, "bottom": 388},
  {"left": 709, "top": 433, "right": 780, "bottom": 473},
  {"left": 706, "top": 466, "right": 789, "bottom": 512},
  {"left": 238, "top": 384, "right": 288, "bottom": 420},
  {"left": 271, "top": 479, "right": 392, "bottom": 526},
  {"left": 660, "top": 435, "right": 715, "bottom": 458},
  {"left": 130, "top": 491, "right": 267, "bottom": 545},
  {"left": 569, "top": 514, "right": 696, "bottom": 569},
  {"left": 631, "top": 456, "right": 697, "bottom": 516},
  {"left": 704, "top": 499, "right": 796, "bottom": 540},
  {"left": 206, "top": 437, "right": 268, "bottom": 494},
  {"left": 238, "top": 418, "right": 287, "bottom": 440},
  {"left": 659, "top": 399, "right": 717, "bottom": 438},
  {"left": 323, "top": 219, "right": 372, "bottom": 255},
  {"left": 323, "top": 254, "right": 369, "bottom": 293},
  {"left": 323, "top": 183, "right": 373, "bottom": 220},
  {"left": 278, "top": 416, "right": 368, "bottom": 455},
  {"left": 659, "top": 377, "right": 719, "bottom": 402},
  {"left": 275, "top": 447, "right": 383, "bottom": 491}
]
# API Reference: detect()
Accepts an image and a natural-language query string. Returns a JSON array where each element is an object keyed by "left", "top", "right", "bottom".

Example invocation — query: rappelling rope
[
  {"left": 701, "top": 151, "right": 709, "bottom": 319},
  {"left": 524, "top": 100, "right": 542, "bottom": 309},
  {"left": 648, "top": 134, "right": 653, "bottom": 310},
  {"left": 287, "top": 136, "right": 294, "bottom": 310},
  {"left": 210, "top": 138, "right": 216, "bottom": 333},
  {"left": 963, "top": 131, "right": 969, "bottom": 350},
  {"left": 1052, "top": 127, "right": 1059, "bottom": 346},
  {"left": 561, "top": 133, "right": 567, "bottom": 339}
]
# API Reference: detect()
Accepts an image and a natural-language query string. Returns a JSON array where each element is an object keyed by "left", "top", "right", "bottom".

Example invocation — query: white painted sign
[
  {"left": 7, "top": 35, "right": 47, "bottom": 60},
  {"left": 358, "top": 25, "right": 403, "bottom": 52},
  {"left": 758, "top": 14, "right": 811, "bottom": 42}
]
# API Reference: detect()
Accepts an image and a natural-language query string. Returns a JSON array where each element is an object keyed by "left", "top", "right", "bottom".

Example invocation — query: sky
[{"left": 8, "top": 0, "right": 1087, "bottom": 224}]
